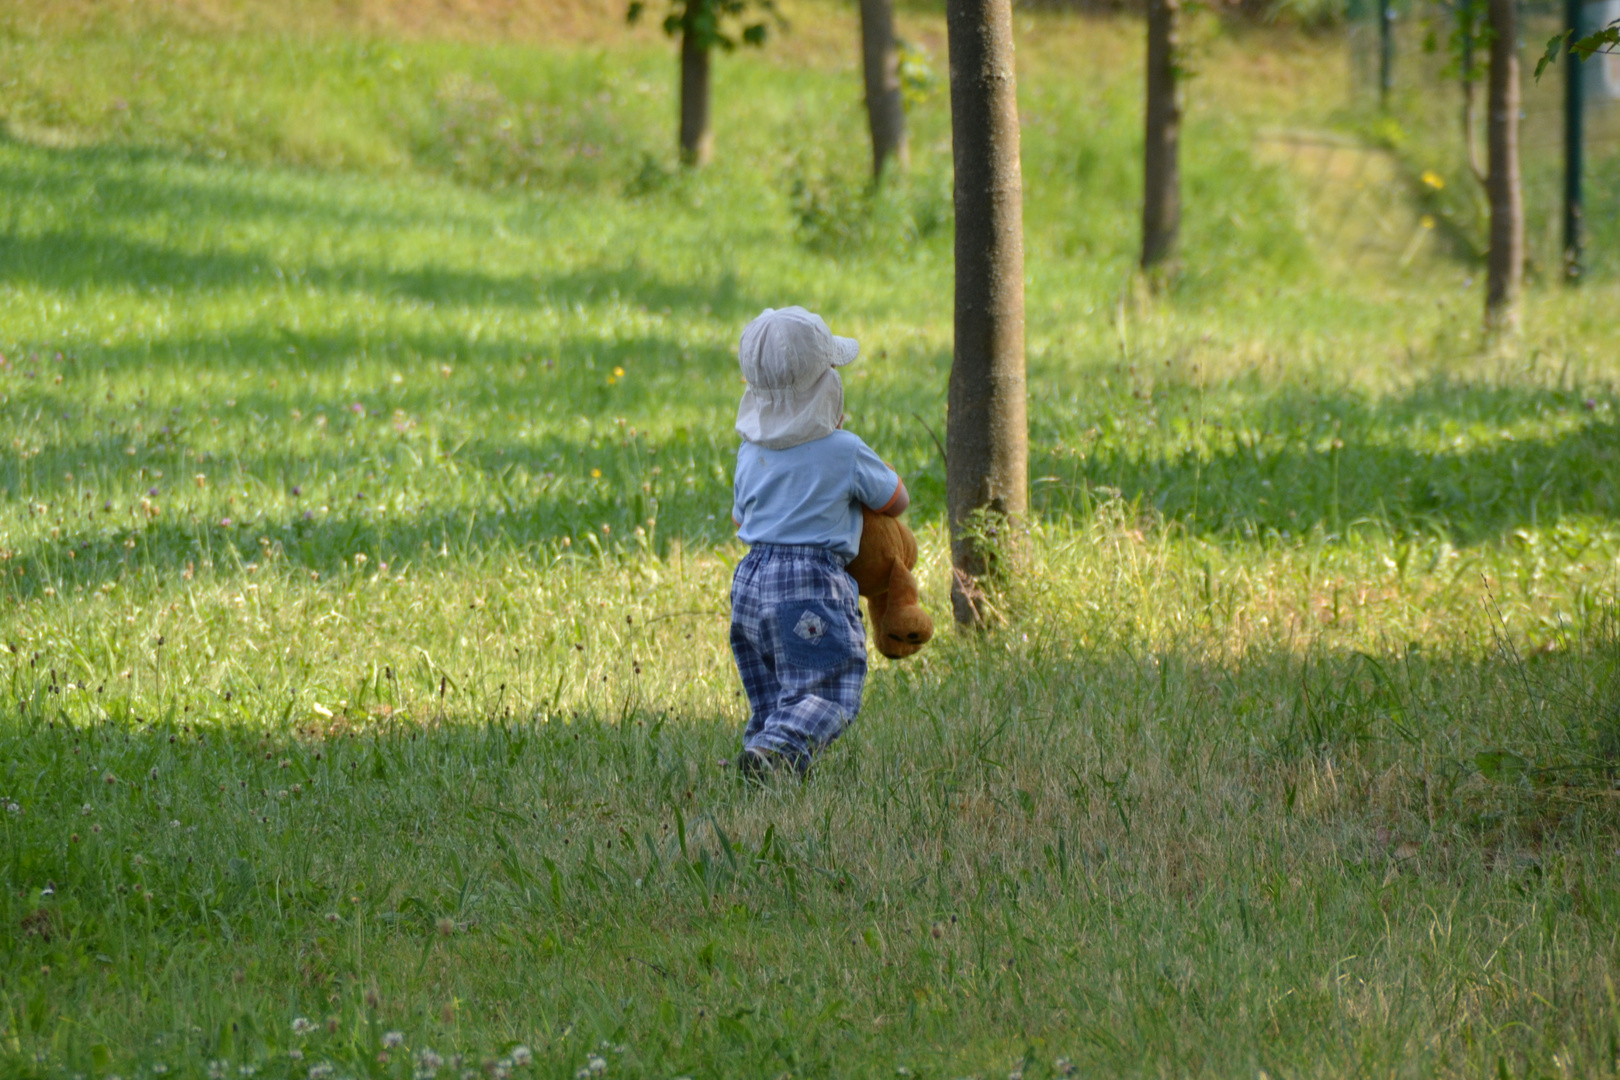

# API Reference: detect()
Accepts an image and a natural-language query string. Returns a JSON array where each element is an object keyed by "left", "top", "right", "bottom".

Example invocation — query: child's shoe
[{"left": 736, "top": 747, "right": 808, "bottom": 784}]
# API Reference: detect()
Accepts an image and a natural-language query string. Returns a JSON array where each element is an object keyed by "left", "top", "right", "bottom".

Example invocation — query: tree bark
[
  {"left": 945, "top": 0, "right": 1028, "bottom": 628},
  {"left": 679, "top": 18, "right": 713, "bottom": 167},
  {"left": 860, "top": 0, "right": 909, "bottom": 179},
  {"left": 1484, "top": 0, "right": 1523, "bottom": 331},
  {"left": 1141, "top": 0, "right": 1181, "bottom": 270},
  {"left": 1463, "top": 76, "right": 1487, "bottom": 186},
  {"left": 1462, "top": 21, "right": 1487, "bottom": 186}
]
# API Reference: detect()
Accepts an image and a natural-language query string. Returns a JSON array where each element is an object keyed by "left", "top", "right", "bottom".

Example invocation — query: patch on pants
[{"left": 778, "top": 600, "right": 857, "bottom": 670}]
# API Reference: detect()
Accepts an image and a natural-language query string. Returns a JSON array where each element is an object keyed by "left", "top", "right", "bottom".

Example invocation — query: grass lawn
[{"left": 3, "top": 2, "right": 1620, "bottom": 1078}]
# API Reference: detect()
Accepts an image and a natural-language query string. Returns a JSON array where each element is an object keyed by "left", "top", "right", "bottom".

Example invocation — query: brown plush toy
[{"left": 844, "top": 507, "right": 934, "bottom": 659}]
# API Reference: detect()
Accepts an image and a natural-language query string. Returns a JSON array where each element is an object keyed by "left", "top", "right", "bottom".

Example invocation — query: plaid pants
[{"left": 730, "top": 544, "right": 867, "bottom": 765}]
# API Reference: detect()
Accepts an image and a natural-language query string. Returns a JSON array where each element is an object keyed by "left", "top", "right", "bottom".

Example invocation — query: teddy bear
[{"left": 844, "top": 507, "right": 934, "bottom": 659}]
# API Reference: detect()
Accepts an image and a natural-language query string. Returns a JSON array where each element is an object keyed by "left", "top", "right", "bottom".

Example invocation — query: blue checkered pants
[{"left": 730, "top": 544, "right": 867, "bottom": 766}]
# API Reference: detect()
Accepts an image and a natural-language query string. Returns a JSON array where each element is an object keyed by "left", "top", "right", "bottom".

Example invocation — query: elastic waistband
[{"left": 745, "top": 543, "right": 848, "bottom": 565}]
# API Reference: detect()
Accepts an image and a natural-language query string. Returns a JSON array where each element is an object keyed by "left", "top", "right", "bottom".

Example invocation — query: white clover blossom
[
  {"left": 509, "top": 1047, "right": 532, "bottom": 1067},
  {"left": 382, "top": 1031, "right": 405, "bottom": 1049},
  {"left": 207, "top": 1061, "right": 229, "bottom": 1080},
  {"left": 292, "top": 1017, "right": 317, "bottom": 1035},
  {"left": 416, "top": 1049, "right": 443, "bottom": 1070},
  {"left": 586, "top": 1055, "right": 606, "bottom": 1075},
  {"left": 308, "top": 1065, "right": 335, "bottom": 1080},
  {"left": 288, "top": 1050, "right": 304, "bottom": 1061}
]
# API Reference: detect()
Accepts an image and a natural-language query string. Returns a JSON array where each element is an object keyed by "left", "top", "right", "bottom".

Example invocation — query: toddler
[{"left": 728, "top": 306, "right": 909, "bottom": 780}]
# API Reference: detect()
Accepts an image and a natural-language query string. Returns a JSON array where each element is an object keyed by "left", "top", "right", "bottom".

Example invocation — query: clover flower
[
  {"left": 382, "top": 1032, "right": 405, "bottom": 1049},
  {"left": 292, "top": 1017, "right": 316, "bottom": 1035}
]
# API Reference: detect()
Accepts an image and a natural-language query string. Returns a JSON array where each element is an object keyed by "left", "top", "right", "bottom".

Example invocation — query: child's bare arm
[{"left": 872, "top": 479, "right": 909, "bottom": 517}]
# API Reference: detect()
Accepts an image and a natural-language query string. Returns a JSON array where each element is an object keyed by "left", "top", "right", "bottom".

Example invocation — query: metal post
[
  {"left": 1564, "top": 0, "right": 1585, "bottom": 280},
  {"left": 1379, "top": 0, "right": 1395, "bottom": 107}
]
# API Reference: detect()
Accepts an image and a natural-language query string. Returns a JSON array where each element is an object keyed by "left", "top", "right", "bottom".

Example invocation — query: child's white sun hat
[{"left": 735, "top": 306, "right": 860, "bottom": 450}]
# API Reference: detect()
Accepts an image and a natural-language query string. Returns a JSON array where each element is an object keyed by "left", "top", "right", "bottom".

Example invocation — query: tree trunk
[
  {"left": 679, "top": 18, "right": 713, "bottom": 167},
  {"left": 1462, "top": 21, "right": 1487, "bottom": 186},
  {"left": 945, "top": 0, "right": 1028, "bottom": 628},
  {"left": 1463, "top": 76, "right": 1487, "bottom": 186},
  {"left": 1484, "top": 0, "right": 1523, "bottom": 331},
  {"left": 860, "top": 0, "right": 909, "bottom": 179},
  {"left": 1141, "top": 0, "right": 1181, "bottom": 270}
]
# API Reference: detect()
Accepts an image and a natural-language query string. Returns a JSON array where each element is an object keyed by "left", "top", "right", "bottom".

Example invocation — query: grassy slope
[{"left": 2, "top": 4, "right": 1620, "bottom": 1079}]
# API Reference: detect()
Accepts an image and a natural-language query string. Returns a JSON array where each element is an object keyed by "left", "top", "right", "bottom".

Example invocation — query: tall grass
[{"left": 1, "top": 3, "right": 1619, "bottom": 1078}]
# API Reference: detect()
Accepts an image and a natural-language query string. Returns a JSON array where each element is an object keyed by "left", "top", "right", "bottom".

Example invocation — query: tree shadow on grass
[
  {"left": 0, "top": 137, "right": 762, "bottom": 322},
  {"left": 1035, "top": 376, "right": 1620, "bottom": 546},
  {"left": 0, "top": 226, "right": 761, "bottom": 324}
]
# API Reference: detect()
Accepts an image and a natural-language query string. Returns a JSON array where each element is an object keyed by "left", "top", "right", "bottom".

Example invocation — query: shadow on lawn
[
  {"left": 10, "top": 397, "right": 1618, "bottom": 599},
  {"left": 5, "top": 139, "right": 1619, "bottom": 558},
  {"left": 1040, "top": 377, "right": 1620, "bottom": 546},
  {"left": 0, "top": 138, "right": 763, "bottom": 322}
]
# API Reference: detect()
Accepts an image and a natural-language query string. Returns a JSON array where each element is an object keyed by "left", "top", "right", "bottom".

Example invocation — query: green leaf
[
  {"left": 1573, "top": 24, "right": 1620, "bottom": 60},
  {"left": 1475, "top": 749, "right": 1530, "bottom": 781},
  {"left": 1534, "top": 32, "right": 1569, "bottom": 80}
]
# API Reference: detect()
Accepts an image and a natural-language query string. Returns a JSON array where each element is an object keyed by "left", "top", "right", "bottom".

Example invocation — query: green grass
[{"left": 4, "top": 4, "right": 1620, "bottom": 1079}]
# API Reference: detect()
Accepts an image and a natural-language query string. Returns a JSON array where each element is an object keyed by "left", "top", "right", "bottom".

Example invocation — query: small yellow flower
[
  {"left": 1420, "top": 214, "right": 1436, "bottom": 229},
  {"left": 590, "top": 468, "right": 602, "bottom": 479},
  {"left": 613, "top": 366, "right": 625, "bottom": 378},
  {"left": 1421, "top": 170, "right": 1445, "bottom": 190}
]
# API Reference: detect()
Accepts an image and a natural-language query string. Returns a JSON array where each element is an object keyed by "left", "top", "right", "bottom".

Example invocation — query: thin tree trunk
[
  {"left": 945, "top": 0, "right": 1028, "bottom": 628},
  {"left": 1484, "top": 0, "right": 1523, "bottom": 331},
  {"left": 1462, "top": 24, "right": 1487, "bottom": 186},
  {"left": 679, "top": 18, "right": 713, "bottom": 167},
  {"left": 1463, "top": 76, "right": 1487, "bottom": 185},
  {"left": 1141, "top": 0, "right": 1181, "bottom": 270},
  {"left": 860, "top": 0, "right": 909, "bottom": 179}
]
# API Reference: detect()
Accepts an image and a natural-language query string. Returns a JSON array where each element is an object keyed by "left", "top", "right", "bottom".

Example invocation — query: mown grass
[{"left": 3, "top": 3, "right": 1620, "bottom": 1078}]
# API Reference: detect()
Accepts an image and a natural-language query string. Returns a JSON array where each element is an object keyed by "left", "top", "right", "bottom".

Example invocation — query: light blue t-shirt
[{"left": 733, "top": 431, "right": 902, "bottom": 562}]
